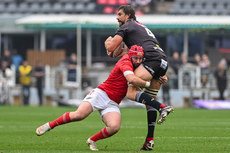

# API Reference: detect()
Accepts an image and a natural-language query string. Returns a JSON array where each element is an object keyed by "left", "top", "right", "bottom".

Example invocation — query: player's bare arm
[
  {"left": 105, "top": 35, "right": 123, "bottom": 52},
  {"left": 125, "top": 73, "right": 150, "bottom": 88}
]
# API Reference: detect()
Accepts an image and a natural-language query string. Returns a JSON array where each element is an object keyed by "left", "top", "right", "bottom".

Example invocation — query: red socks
[
  {"left": 90, "top": 127, "right": 109, "bottom": 142},
  {"left": 146, "top": 137, "right": 154, "bottom": 142},
  {"left": 160, "top": 104, "right": 166, "bottom": 108},
  {"left": 49, "top": 112, "right": 71, "bottom": 129}
]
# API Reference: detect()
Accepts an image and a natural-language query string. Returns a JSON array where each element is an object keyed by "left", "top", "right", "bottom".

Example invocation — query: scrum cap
[{"left": 128, "top": 45, "right": 144, "bottom": 58}]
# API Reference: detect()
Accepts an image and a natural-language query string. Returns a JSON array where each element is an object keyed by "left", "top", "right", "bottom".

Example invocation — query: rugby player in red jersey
[
  {"left": 105, "top": 5, "right": 174, "bottom": 150},
  {"left": 35, "top": 45, "right": 151, "bottom": 151}
]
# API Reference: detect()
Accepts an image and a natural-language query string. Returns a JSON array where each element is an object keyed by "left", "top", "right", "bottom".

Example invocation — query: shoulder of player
[
  {"left": 119, "top": 19, "right": 134, "bottom": 29},
  {"left": 115, "top": 54, "right": 130, "bottom": 66},
  {"left": 118, "top": 54, "right": 132, "bottom": 67},
  {"left": 119, "top": 54, "right": 130, "bottom": 61}
]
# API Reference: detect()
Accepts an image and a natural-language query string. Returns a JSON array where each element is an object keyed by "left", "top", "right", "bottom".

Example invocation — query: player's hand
[
  {"left": 105, "top": 36, "right": 113, "bottom": 50},
  {"left": 159, "top": 75, "right": 168, "bottom": 84}
]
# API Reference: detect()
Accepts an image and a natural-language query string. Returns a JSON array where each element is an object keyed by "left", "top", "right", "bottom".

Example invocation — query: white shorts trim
[{"left": 83, "top": 88, "right": 120, "bottom": 116}]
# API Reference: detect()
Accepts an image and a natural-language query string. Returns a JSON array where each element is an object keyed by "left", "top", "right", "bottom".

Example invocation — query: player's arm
[
  {"left": 105, "top": 35, "right": 123, "bottom": 52},
  {"left": 124, "top": 71, "right": 150, "bottom": 88}
]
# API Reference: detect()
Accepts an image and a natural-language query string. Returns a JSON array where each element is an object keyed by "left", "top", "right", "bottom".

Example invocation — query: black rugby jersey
[{"left": 115, "top": 19, "right": 166, "bottom": 61}]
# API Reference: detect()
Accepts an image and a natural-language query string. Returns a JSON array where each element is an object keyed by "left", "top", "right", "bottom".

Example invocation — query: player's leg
[
  {"left": 126, "top": 80, "right": 166, "bottom": 112},
  {"left": 90, "top": 112, "right": 121, "bottom": 141},
  {"left": 87, "top": 100, "right": 121, "bottom": 151},
  {"left": 126, "top": 65, "right": 173, "bottom": 150},
  {"left": 140, "top": 105, "right": 157, "bottom": 151},
  {"left": 126, "top": 65, "right": 164, "bottom": 109},
  {"left": 86, "top": 112, "right": 121, "bottom": 151},
  {"left": 140, "top": 79, "right": 164, "bottom": 150},
  {"left": 125, "top": 69, "right": 159, "bottom": 150},
  {"left": 36, "top": 101, "right": 93, "bottom": 136},
  {"left": 126, "top": 65, "right": 173, "bottom": 121}
]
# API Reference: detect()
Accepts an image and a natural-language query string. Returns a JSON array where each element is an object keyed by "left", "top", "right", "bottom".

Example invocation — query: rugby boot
[
  {"left": 140, "top": 140, "right": 154, "bottom": 151},
  {"left": 36, "top": 122, "right": 51, "bottom": 136},
  {"left": 157, "top": 106, "right": 174, "bottom": 124},
  {"left": 86, "top": 138, "right": 98, "bottom": 151}
]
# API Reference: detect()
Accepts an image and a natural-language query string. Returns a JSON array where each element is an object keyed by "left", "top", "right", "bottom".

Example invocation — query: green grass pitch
[{"left": 0, "top": 106, "right": 230, "bottom": 153}]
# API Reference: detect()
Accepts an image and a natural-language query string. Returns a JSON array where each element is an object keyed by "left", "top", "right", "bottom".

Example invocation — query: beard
[
  {"left": 118, "top": 20, "right": 125, "bottom": 27},
  {"left": 131, "top": 59, "right": 140, "bottom": 70}
]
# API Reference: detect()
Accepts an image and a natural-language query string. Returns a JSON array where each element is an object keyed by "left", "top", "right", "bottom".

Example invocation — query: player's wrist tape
[
  {"left": 127, "top": 82, "right": 133, "bottom": 86},
  {"left": 145, "top": 81, "right": 150, "bottom": 87}
]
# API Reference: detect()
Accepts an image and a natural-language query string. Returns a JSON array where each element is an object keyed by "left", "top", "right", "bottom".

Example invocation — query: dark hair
[{"left": 118, "top": 5, "right": 136, "bottom": 21}]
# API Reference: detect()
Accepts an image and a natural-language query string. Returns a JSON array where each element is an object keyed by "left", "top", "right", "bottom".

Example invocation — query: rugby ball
[{"left": 107, "top": 42, "right": 128, "bottom": 58}]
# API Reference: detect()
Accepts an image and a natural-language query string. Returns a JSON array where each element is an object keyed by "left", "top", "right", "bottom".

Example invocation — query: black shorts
[{"left": 142, "top": 57, "right": 168, "bottom": 80}]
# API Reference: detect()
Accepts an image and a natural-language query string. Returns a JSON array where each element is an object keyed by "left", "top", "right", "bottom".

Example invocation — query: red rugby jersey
[{"left": 98, "top": 54, "right": 133, "bottom": 104}]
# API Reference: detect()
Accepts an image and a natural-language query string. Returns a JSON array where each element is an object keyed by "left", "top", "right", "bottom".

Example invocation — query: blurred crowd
[
  {"left": 0, "top": 49, "right": 77, "bottom": 105},
  {"left": 166, "top": 51, "right": 229, "bottom": 100}
]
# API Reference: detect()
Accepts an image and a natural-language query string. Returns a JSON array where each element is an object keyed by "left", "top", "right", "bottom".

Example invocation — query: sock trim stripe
[
  {"left": 145, "top": 90, "right": 158, "bottom": 94},
  {"left": 102, "top": 128, "right": 109, "bottom": 138},
  {"left": 144, "top": 91, "right": 157, "bottom": 96},
  {"left": 144, "top": 88, "right": 159, "bottom": 92},
  {"left": 147, "top": 107, "right": 157, "bottom": 112},
  {"left": 63, "top": 113, "right": 67, "bottom": 123},
  {"left": 148, "top": 122, "right": 156, "bottom": 126}
]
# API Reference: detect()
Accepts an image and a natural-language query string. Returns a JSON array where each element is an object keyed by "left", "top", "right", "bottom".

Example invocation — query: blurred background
[{"left": 0, "top": 0, "right": 230, "bottom": 109}]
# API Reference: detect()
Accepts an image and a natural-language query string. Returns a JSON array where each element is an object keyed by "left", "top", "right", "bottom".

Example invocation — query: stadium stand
[
  {"left": 75, "top": 3, "right": 85, "bottom": 13},
  {"left": 169, "top": 0, "right": 230, "bottom": 15},
  {"left": 0, "top": 0, "right": 97, "bottom": 14},
  {"left": 29, "top": 3, "right": 40, "bottom": 14},
  {"left": 7, "top": 2, "right": 17, "bottom": 14},
  {"left": 53, "top": 3, "right": 63, "bottom": 13}
]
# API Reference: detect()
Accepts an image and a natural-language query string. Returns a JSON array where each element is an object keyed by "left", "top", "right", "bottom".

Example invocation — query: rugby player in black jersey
[{"left": 105, "top": 5, "right": 174, "bottom": 151}]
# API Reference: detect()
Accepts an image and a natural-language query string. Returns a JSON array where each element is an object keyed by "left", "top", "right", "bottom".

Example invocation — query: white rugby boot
[
  {"left": 86, "top": 138, "right": 98, "bottom": 151},
  {"left": 36, "top": 122, "right": 51, "bottom": 136}
]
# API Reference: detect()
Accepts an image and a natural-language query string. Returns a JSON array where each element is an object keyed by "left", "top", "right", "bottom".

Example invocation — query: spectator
[
  {"left": 162, "top": 66, "right": 175, "bottom": 106},
  {"left": 0, "top": 60, "right": 13, "bottom": 104},
  {"left": 180, "top": 53, "right": 194, "bottom": 88},
  {"left": 12, "top": 50, "right": 23, "bottom": 84},
  {"left": 67, "top": 53, "right": 77, "bottom": 82},
  {"left": 19, "top": 61, "right": 32, "bottom": 105},
  {"left": 215, "top": 59, "right": 228, "bottom": 100},
  {"left": 181, "top": 53, "right": 188, "bottom": 66},
  {"left": 1, "top": 50, "right": 12, "bottom": 69},
  {"left": 169, "top": 51, "right": 181, "bottom": 89},
  {"left": 200, "top": 53, "right": 210, "bottom": 87},
  {"left": 0, "top": 61, "right": 13, "bottom": 81},
  {"left": 193, "top": 53, "right": 201, "bottom": 66},
  {"left": 34, "top": 61, "right": 45, "bottom": 106}
]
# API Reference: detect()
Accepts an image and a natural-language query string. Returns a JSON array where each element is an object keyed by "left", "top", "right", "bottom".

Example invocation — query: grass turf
[{"left": 0, "top": 106, "right": 230, "bottom": 153}]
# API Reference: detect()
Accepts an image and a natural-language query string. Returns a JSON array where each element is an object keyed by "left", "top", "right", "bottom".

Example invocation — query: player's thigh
[
  {"left": 102, "top": 112, "right": 121, "bottom": 130},
  {"left": 134, "top": 65, "right": 152, "bottom": 81},
  {"left": 70, "top": 101, "right": 93, "bottom": 121}
]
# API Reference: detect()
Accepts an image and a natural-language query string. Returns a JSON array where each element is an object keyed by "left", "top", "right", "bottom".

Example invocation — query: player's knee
[
  {"left": 109, "top": 124, "right": 120, "bottom": 134},
  {"left": 126, "top": 87, "right": 138, "bottom": 100},
  {"left": 126, "top": 91, "right": 134, "bottom": 100}
]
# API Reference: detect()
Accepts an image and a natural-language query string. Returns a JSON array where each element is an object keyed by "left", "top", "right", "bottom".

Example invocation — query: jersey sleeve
[
  {"left": 119, "top": 56, "right": 133, "bottom": 77},
  {"left": 115, "top": 23, "right": 128, "bottom": 39}
]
